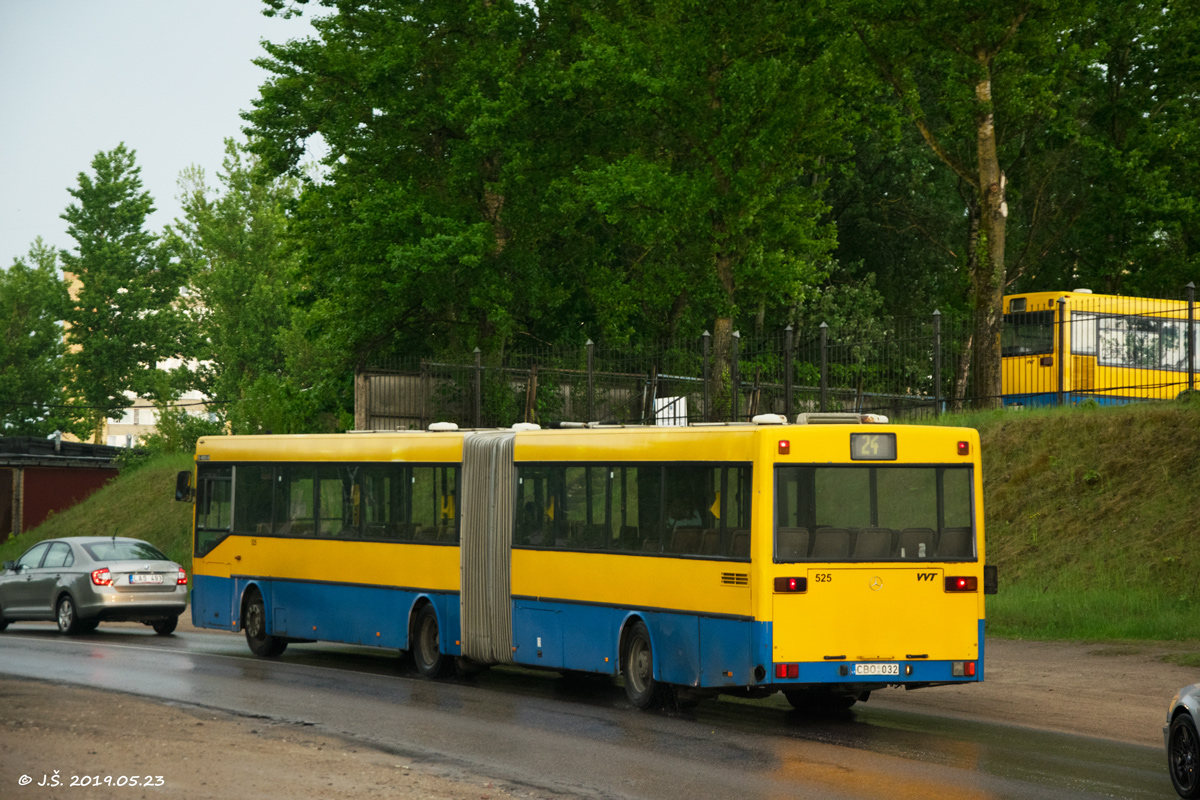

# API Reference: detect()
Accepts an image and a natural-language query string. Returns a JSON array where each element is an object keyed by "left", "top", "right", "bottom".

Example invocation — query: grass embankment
[
  {"left": 931, "top": 401, "right": 1200, "bottom": 642},
  {"left": 0, "top": 452, "right": 194, "bottom": 569},
  {"left": 5, "top": 402, "right": 1199, "bottom": 644}
]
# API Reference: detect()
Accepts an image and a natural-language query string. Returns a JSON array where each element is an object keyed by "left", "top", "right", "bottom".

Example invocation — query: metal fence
[{"left": 354, "top": 284, "right": 1199, "bottom": 430}]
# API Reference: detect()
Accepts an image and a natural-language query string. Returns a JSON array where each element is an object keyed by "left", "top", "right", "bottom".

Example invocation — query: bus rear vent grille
[{"left": 721, "top": 572, "right": 749, "bottom": 586}]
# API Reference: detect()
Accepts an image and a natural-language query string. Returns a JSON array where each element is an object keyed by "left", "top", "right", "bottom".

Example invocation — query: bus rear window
[
  {"left": 775, "top": 465, "right": 975, "bottom": 562},
  {"left": 1001, "top": 310, "right": 1055, "bottom": 357}
]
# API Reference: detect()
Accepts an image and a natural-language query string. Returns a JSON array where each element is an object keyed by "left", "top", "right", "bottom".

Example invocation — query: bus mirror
[
  {"left": 983, "top": 565, "right": 999, "bottom": 595},
  {"left": 175, "top": 471, "right": 193, "bottom": 502}
]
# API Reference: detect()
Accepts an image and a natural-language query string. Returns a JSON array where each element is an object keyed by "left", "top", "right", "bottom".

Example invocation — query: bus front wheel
[
  {"left": 622, "top": 620, "right": 662, "bottom": 709},
  {"left": 413, "top": 605, "right": 450, "bottom": 678},
  {"left": 244, "top": 592, "right": 287, "bottom": 658}
]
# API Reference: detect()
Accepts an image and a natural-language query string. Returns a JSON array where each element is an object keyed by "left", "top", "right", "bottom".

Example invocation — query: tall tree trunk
[
  {"left": 970, "top": 66, "right": 1007, "bottom": 410},
  {"left": 710, "top": 250, "right": 736, "bottom": 420}
]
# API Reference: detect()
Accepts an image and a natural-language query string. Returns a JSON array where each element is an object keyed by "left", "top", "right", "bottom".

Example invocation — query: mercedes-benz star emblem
[{"left": 870, "top": 576, "right": 883, "bottom": 591}]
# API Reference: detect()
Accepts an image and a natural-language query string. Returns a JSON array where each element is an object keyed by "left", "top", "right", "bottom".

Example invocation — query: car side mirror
[
  {"left": 2, "top": 561, "right": 13, "bottom": 571},
  {"left": 175, "top": 471, "right": 194, "bottom": 502}
]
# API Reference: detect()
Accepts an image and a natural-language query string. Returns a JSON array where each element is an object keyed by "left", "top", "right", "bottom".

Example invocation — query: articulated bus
[
  {"left": 1003, "top": 290, "right": 1199, "bottom": 407},
  {"left": 179, "top": 414, "right": 994, "bottom": 710}
]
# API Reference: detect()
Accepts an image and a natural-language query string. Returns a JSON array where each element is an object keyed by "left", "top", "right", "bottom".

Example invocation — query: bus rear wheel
[
  {"left": 413, "top": 605, "right": 450, "bottom": 678},
  {"left": 622, "top": 620, "right": 662, "bottom": 709},
  {"left": 243, "top": 592, "right": 287, "bottom": 658}
]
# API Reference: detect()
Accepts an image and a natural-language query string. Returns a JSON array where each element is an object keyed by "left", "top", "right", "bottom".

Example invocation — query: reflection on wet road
[{"left": 0, "top": 626, "right": 1171, "bottom": 799}]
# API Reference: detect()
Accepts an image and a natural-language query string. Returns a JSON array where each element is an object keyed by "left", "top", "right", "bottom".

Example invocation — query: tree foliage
[
  {"left": 60, "top": 144, "right": 191, "bottom": 440},
  {"left": 0, "top": 239, "right": 75, "bottom": 436},
  {"left": 170, "top": 139, "right": 305, "bottom": 433}
]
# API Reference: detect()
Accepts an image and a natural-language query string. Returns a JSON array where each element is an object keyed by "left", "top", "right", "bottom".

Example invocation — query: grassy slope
[
  {"left": 5, "top": 403, "right": 1197, "bottom": 641},
  {"left": 936, "top": 401, "right": 1200, "bottom": 640},
  {"left": 0, "top": 452, "right": 195, "bottom": 569}
]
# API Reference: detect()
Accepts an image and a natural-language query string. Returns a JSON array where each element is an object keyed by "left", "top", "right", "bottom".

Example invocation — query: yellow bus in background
[
  {"left": 1002, "top": 290, "right": 1198, "bottom": 406},
  {"left": 182, "top": 415, "right": 993, "bottom": 710}
]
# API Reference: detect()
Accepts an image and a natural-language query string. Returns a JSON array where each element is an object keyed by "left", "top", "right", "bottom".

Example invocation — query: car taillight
[
  {"left": 91, "top": 568, "right": 112, "bottom": 586},
  {"left": 773, "top": 577, "right": 807, "bottom": 593},
  {"left": 945, "top": 576, "right": 978, "bottom": 592},
  {"left": 177, "top": 568, "right": 188, "bottom": 585}
]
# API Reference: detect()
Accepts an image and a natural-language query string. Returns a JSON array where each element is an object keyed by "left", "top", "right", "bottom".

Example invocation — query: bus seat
[
  {"left": 286, "top": 521, "right": 313, "bottom": 537},
  {"left": 898, "top": 528, "right": 936, "bottom": 559},
  {"left": 937, "top": 527, "right": 974, "bottom": 558},
  {"left": 641, "top": 537, "right": 661, "bottom": 553},
  {"left": 415, "top": 526, "right": 439, "bottom": 542},
  {"left": 438, "top": 525, "right": 459, "bottom": 543},
  {"left": 669, "top": 526, "right": 703, "bottom": 554},
  {"left": 731, "top": 530, "right": 751, "bottom": 558},
  {"left": 700, "top": 528, "right": 720, "bottom": 555},
  {"left": 256, "top": 523, "right": 272, "bottom": 535},
  {"left": 811, "top": 527, "right": 851, "bottom": 558},
  {"left": 618, "top": 525, "right": 640, "bottom": 551},
  {"left": 776, "top": 527, "right": 810, "bottom": 560},
  {"left": 853, "top": 527, "right": 894, "bottom": 559},
  {"left": 584, "top": 523, "right": 609, "bottom": 548}
]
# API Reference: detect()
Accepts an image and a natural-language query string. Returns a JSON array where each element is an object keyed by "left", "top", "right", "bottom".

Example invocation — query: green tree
[
  {"left": 1022, "top": 0, "right": 1200, "bottom": 295},
  {"left": 0, "top": 239, "right": 75, "bottom": 436},
  {"left": 170, "top": 139, "right": 300, "bottom": 433},
  {"left": 850, "top": 1, "right": 1094, "bottom": 407},
  {"left": 60, "top": 144, "right": 191, "bottom": 441},
  {"left": 246, "top": 0, "right": 578, "bottom": 366},
  {"left": 567, "top": 0, "right": 847, "bottom": 353}
]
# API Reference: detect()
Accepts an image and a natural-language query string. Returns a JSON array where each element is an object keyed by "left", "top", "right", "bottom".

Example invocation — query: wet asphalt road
[{"left": 0, "top": 626, "right": 1173, "bottom": 799}]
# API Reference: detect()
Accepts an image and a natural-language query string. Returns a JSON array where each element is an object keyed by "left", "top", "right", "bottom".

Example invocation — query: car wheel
[
  {"left": 243, "top": 592, "right": 287, "bottom": 658},
  {"left": 152, "top": 617, "right": 178, "bottom": 636},
  {"left": 1169, "top": 713, "right": 1200, "bottom": 798},
  {"left": 56, "top": 595, "right": 81, "bottom": 635},
  {"left": 783, "top": 688, "right": 861, "bottom": 713},
  {"left": 78, "top": 619, "right": 99, "bottom": 633},
  {"left": 413, "top": 605, "right": 450, "bottom": 678},
  {"left": 622, "top": 620, "right": 662, "bottom": 709},
  {"left": 0, "top": 603, "right": 8, "bottom": 632}
]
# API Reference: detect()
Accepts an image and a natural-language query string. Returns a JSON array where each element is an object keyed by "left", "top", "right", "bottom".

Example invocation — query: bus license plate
[
  {"left": 130, "top": 574, "right": 163, "bottom": 584},
  {"left": 854, "top": 662, "right": 899, "bottom": 677}
]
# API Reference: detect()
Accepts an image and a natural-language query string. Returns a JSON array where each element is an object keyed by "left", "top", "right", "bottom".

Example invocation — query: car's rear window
[{"left": 83, "top": 541, "right": 170, "bottom": 562}]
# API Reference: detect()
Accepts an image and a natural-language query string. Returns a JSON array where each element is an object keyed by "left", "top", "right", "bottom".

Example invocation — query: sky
[{"left": 0, "top": 0, "right": 318, "bottom": 267}]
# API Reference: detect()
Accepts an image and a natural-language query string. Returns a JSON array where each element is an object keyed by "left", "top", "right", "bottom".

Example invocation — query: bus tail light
[
  {"left": 91, "top": 568, "right": 112, "bottom": 586},
  {"left": 945, "top": 576, "right": 977, "bottom": 592},
  {"left": 778, "top": 440, "right": 790, "bottom": 455},
  {"left": 775, "top": 663, "right": 799, "bottom": 679},
  {"left": 957, "top": 441, "right": 970, "bottom": 456},
  {"left": 952, "top": 661, "right": 977, "bottom": 677},
  {"left": 177, "top": 568, "right": 188, "bottom": 585},
  {"left": 774, "top": 577, "right": 807, "bottom": 593}
]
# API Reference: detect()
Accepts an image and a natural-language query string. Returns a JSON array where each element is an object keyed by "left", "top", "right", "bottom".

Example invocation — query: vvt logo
[{"left": 916, "top": 573, "right": 937, "bottom": 582}]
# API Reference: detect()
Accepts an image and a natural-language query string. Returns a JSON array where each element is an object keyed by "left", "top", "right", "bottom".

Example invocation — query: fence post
[
  {"left": 784, "top": 325, "right": 794, "bottom": 421},
  {"left": 932, "top": 310, "right": 942, "bottom": 418},
  {"left": 473, "top": 347, "right": 482, "bottom": 427},
  {"left": 1056, "top": 298, "right": 1066, "bottom": 407},
  {"left": 702, "top": 331, "right": 711, "bottom": 422},
  {"left": 586, "top": 339, "right": 595, "bottom": 422},
  {"left": 819, "top": 322, "right": 828, "bottom": 413},
  {"left": 731, "top": 331, "right": 741, "bottom": 422},
  {"left": 1189, "top": 282, "right": 1196, "bottom": 394}
]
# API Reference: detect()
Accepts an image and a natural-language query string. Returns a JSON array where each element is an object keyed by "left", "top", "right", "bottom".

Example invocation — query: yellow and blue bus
[
  {"left": 1003, "top": 290, "right": 1198, "bottom": 407},
  {"left": 180, "top": 415, "right": 993, "bottom": 710}
]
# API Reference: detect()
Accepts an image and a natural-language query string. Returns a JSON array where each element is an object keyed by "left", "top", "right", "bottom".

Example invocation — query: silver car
[
  {"left": 1167, "top": 684, "right": 1200, "bottom": 798},
  {"left": 0, "top": 537, "right": 187, "bottom": 635}
]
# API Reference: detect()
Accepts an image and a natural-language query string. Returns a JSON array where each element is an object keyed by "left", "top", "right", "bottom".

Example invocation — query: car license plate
[
  {"left": 129, "top": 573, "right": 163, "bottom": 584},
  {"left": 854, "top": 662, "right": 899, "bottom": 677}
]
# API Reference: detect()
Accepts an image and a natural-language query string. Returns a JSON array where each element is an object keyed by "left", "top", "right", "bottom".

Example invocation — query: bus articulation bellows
[{"left": 178, "top": 414, "right": 995, "bottom": 710}]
